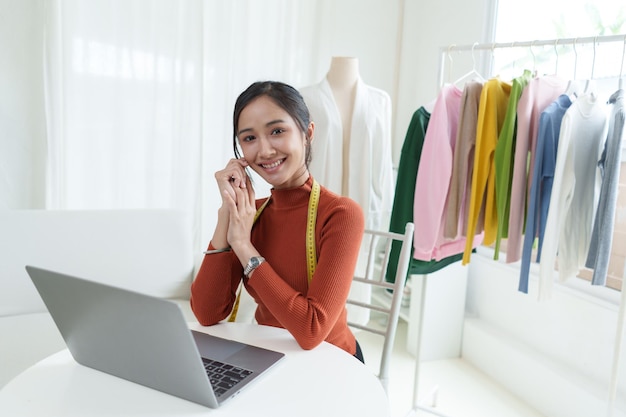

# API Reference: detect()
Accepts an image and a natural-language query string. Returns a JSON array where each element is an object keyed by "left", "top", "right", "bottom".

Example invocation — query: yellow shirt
[{"left": 462, "top": 77, "right": 511, "bottom": 265}]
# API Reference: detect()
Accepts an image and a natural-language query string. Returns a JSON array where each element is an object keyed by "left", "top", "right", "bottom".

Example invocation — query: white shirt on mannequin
[
  {"left": 301, "top": 57, "right": 394, "bottom": 326},
  {"left": 300, "top": 57, "right": 393, "bottom": 234}
]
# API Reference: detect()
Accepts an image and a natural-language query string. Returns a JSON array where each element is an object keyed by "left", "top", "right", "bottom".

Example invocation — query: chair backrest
[{"left": 347, "top": 222, "right": 414, "bottom": 394}]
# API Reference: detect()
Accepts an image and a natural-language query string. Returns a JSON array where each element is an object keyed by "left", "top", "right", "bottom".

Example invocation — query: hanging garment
[
  {"left": 518, "top": 94, "right": 573, "bottom": 293},
  {"left": 300, "top": 78, "right": 394, "bottom": 233},
  {"left": 493, "top": 70, "right": 532, "bottom": 259},
  {"left": 385, "top": 107, "right": 464, "bottom": 283},
  {"left": 586, "top": 89, "right": 625, "bottom": 285},
  {"left": 506, "top": 75, "right": 568, "bottom": 263},
  {"left": 538, "top": 92, "right": 608, "bottom": 300},
  {"left": 462, "top": 77, "right": 511, "bottom": 265},
  {"left": 413, "top": 84, "right": 482, "bottom": 261},
  {"left": 444, "top": 81, "right": 483, "bottom": 240}
]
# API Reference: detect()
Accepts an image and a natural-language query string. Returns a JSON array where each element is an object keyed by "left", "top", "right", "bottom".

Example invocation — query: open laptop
[{"left": 25, "top": 265, "right": 284, "bottom": 408}]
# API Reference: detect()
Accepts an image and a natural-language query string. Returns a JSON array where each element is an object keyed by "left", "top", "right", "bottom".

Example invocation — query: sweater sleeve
[
  {"left": 190, "top": 244, "right": 246, "bottom": 325},
  {"left": 444, "top": 81, "right": 481, "bottom": 239},
  {"left": 538, "top": 115, "right": 574, "bottom": 300},
  {"left": 586, "top": 93, "right": 625, "bottom": 285},
  {"left": 246, "top": 198, "right": 365, "bottom": 350},
  {"left": 518, "top": 111, "right": 550, "bottom": 293},
  {"left": 413, "top": 85, "right": 458, "bottom": 260}
]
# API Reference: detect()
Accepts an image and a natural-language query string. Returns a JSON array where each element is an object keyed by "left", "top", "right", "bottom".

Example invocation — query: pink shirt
[
  {"left": 506, "top": 75, "right": 566, "bottom": 263},
  {"left": 413, "top": 84, "right": 482, "bottom": 261}
]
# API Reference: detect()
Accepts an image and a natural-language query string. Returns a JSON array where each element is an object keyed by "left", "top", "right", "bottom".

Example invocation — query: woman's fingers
[
  {"left": 233, "top": 179, "right": 255, "bottom": 214},
  {"left": 225, "top": 183, "right": 256, "bottom": 247},
  {"left": 226, "top": 158, "right": 249, "bottom": 189},
  {"left": 245, "top": 175, "right": 255, "bottom": 203},
  {"left": 215, "top": 158, "right": 250, "bottom": 203}
]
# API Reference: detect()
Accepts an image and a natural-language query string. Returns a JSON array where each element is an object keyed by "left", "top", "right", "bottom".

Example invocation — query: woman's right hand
[
  {"left": 210, "top": 158, "right": 250, "bottom": 250},
  {"left": 215, "top": 158, "right": 250, "bottom": 205}
]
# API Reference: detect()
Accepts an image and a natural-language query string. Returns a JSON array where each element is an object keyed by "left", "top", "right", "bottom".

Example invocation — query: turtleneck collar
[{"left": 268, "top": 175, "right": 314, "bottom": 210}]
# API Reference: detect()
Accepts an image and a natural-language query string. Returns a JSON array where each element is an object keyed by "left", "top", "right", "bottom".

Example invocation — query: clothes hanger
[
  {"left": 619, "top": 35, "right": 625, "bottom": 90},
  {"left": 553, "top": 39, "right": 559, "bottom": 76},
  {"left": 564, "top": 38, "right": 581, "bottom": 98},
  {"left": 490, "top": 42, "right": 497, "bottom": 76},
  {"left": 453, "top": 42, "right": 485, "bottom": 88},
  {"left": 529, "top": 41, "right": 537, "bottom": 77},
  {"left": 445, "top": 44, "right": 456, "bottom": 85},
  {"left": 510, "top": 41, "right": 517, "bottom": 76},
  {"left": 432, "top": 44, "right": 458, "bottom": 109},
  {"left": 583, "top": 37, "right": 597, "bottom": 94}
]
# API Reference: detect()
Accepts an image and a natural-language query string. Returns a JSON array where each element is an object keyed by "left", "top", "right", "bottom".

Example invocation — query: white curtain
[
  {"left": 43, "top": 0, "right": 324, "bottom": 251},
  {"left": 199, "top": 0, "right": 324, "bottom": 248}
]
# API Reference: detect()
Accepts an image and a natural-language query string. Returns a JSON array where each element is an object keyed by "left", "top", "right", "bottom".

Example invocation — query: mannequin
[
  {"left": 326, "top": 57, "right": 359, "bottom": 139},
  {"left": 299, "top": 56, "right": 393, "bottom": 234},
  {"left": 299, "top": 56, "right": 394, "bottom": 326},
  {"left": 325, "top": 56, "right": 359, "bottom": 195}
]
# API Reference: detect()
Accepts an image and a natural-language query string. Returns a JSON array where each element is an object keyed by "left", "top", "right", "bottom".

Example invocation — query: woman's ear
[{"left": 307, "top": 121, "right": 315, "bottom": 143}]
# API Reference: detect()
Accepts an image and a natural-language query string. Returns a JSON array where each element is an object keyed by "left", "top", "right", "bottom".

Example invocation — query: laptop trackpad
[
  {"left": 192, "top": 330, "right": 246, "bottom": 361},
  {"left": 191, "top": 330, "right": 285, "bottom": 372}
]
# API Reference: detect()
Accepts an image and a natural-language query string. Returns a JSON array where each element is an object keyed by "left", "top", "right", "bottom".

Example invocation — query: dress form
[{"left": 325, "top": 56, "right": 359, "bottom": 196}]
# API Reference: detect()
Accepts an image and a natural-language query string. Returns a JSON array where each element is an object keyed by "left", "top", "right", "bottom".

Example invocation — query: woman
[{"left": 190, "top": 81, "right": 365, "bottom": 362}]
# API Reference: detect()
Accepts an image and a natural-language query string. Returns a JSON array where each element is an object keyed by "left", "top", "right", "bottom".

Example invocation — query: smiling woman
[
  {"left": 233, "top": 84, "right": 314, "bottom": 190},
  {"left": 235, "top": 96, "right": 311, "bottom": 190},
  {"left": 190, "top": 81, "right": 367, "bottom": 363}
]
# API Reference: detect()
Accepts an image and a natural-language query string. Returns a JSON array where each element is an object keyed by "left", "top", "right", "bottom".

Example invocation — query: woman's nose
[{"left": 258, "top": 136, "right": 275, "bottom": 156}]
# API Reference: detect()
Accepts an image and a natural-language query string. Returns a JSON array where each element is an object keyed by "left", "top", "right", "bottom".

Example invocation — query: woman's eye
[
  {"left": 242, "top": 135, "right": 255, "bottom": 142},
  {"left": 271, "top": 128, "right": 285, "bottom": 135}
]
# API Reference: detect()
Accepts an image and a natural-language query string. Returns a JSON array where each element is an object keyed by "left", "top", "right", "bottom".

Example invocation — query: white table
[{"left": 0, "top": 322, "right": 389, "bottom": 416}]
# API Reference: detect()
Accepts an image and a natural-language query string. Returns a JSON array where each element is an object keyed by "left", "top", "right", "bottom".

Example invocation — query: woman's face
[{"left": 236, "top": 95, "right": 313, "bottom": 189}]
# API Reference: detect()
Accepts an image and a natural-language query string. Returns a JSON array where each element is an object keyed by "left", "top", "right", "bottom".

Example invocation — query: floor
[{"left": 356, "top": 317, "right": 548, "bottom": 417}]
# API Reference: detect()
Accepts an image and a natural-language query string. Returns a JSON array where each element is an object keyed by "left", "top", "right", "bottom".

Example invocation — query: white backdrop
[
  {"left": 40, "top": 0, "right": 328, "bottom": 252},
  {"left": 2, "top": 0, "right": 403, "bottom": 253}
]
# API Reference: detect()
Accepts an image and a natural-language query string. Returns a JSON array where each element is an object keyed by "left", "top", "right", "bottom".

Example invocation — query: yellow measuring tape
[{"left": 228, "top": 179, "right": 320, "bottom": 322}]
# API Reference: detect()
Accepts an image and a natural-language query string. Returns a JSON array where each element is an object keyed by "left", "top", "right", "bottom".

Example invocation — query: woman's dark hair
[{"left": 233, "top": 81, "right": 312, "bottom": 167}]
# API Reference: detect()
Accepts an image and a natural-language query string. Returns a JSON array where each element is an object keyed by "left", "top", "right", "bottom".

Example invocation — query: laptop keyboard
[{"left": 202, "top": 358, "right": 253, "bottom": 398}]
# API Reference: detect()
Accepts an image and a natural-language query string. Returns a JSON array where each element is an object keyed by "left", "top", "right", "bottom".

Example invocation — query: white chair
[{"left": 347, "top": 222, "right": 414, "bottom": 394}]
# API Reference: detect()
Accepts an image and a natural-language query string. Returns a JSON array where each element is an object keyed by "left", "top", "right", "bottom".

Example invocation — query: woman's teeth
[{"left": 262, "top": 160, "right": 283, "bottom": 169}]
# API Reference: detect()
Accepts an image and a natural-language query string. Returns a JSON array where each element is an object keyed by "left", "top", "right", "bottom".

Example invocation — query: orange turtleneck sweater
[{"left": 191, "top": 177, "right": 365, "bottom": 355}]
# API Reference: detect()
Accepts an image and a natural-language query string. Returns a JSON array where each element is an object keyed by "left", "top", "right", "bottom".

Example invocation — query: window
[{"left": 493, "top": 1, "right": 626, "bottom": 82}]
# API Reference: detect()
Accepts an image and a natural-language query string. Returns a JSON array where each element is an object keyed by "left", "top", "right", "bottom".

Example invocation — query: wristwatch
[{"left": 244, "top": 256, "right": 265, "bottom": 277}]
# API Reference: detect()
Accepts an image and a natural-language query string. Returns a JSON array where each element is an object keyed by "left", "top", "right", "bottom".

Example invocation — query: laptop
[{"left": 25, "top": 265, "right": 285, "bottom": 408}]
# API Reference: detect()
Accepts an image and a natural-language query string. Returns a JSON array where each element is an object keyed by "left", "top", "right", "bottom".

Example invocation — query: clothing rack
[
  {"left": 437, "top": 34, "right": 626, "bottom": 88},
  {"left": 408, "top": 34, "right": 626, "bottom": 417}
]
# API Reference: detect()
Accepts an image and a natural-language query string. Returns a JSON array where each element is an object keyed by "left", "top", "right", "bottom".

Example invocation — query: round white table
[{"left": 0, "top": 322, "right": 389, "bottom": 416}]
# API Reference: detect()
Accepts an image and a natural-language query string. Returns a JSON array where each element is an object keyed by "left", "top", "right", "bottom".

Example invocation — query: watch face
[{"left": 245, "top": 256, "right": 264, "bottom": 277}]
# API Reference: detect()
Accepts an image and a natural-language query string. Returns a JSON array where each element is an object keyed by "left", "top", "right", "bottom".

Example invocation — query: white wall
[
  {"left": 394, "top": 0, "right": 495, "bottom": 163},
  {"left": 310, "top": 0, "right": 401, "bottom": 95},
  {"left": 464, "top": 249, "right": 626, "bottom": 417},
  {"left": 0, "top": 0, "right": 47, "bottom": 209}
]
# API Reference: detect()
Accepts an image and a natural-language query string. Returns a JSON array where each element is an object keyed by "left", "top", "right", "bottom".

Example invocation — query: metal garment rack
[
  {"left": 437, "top": 34, "right": 626, "bottom": 88},
  {"left": 407, "top": 33, "right": 626, "bottom": 417}
]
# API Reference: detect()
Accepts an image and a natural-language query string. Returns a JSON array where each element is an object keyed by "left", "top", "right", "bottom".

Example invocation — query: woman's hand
[
  {"left": 210, "top": 158, "right": 250, "bottom": 250},
  {"left": 223, "top": 174, "right": 257, "bottom": 253},
  {"left": 215, "top": 158, "right": 249, "bottom": 205},
  {"left": 213, "top": 158, "right": 261, "bottom": 266}
]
